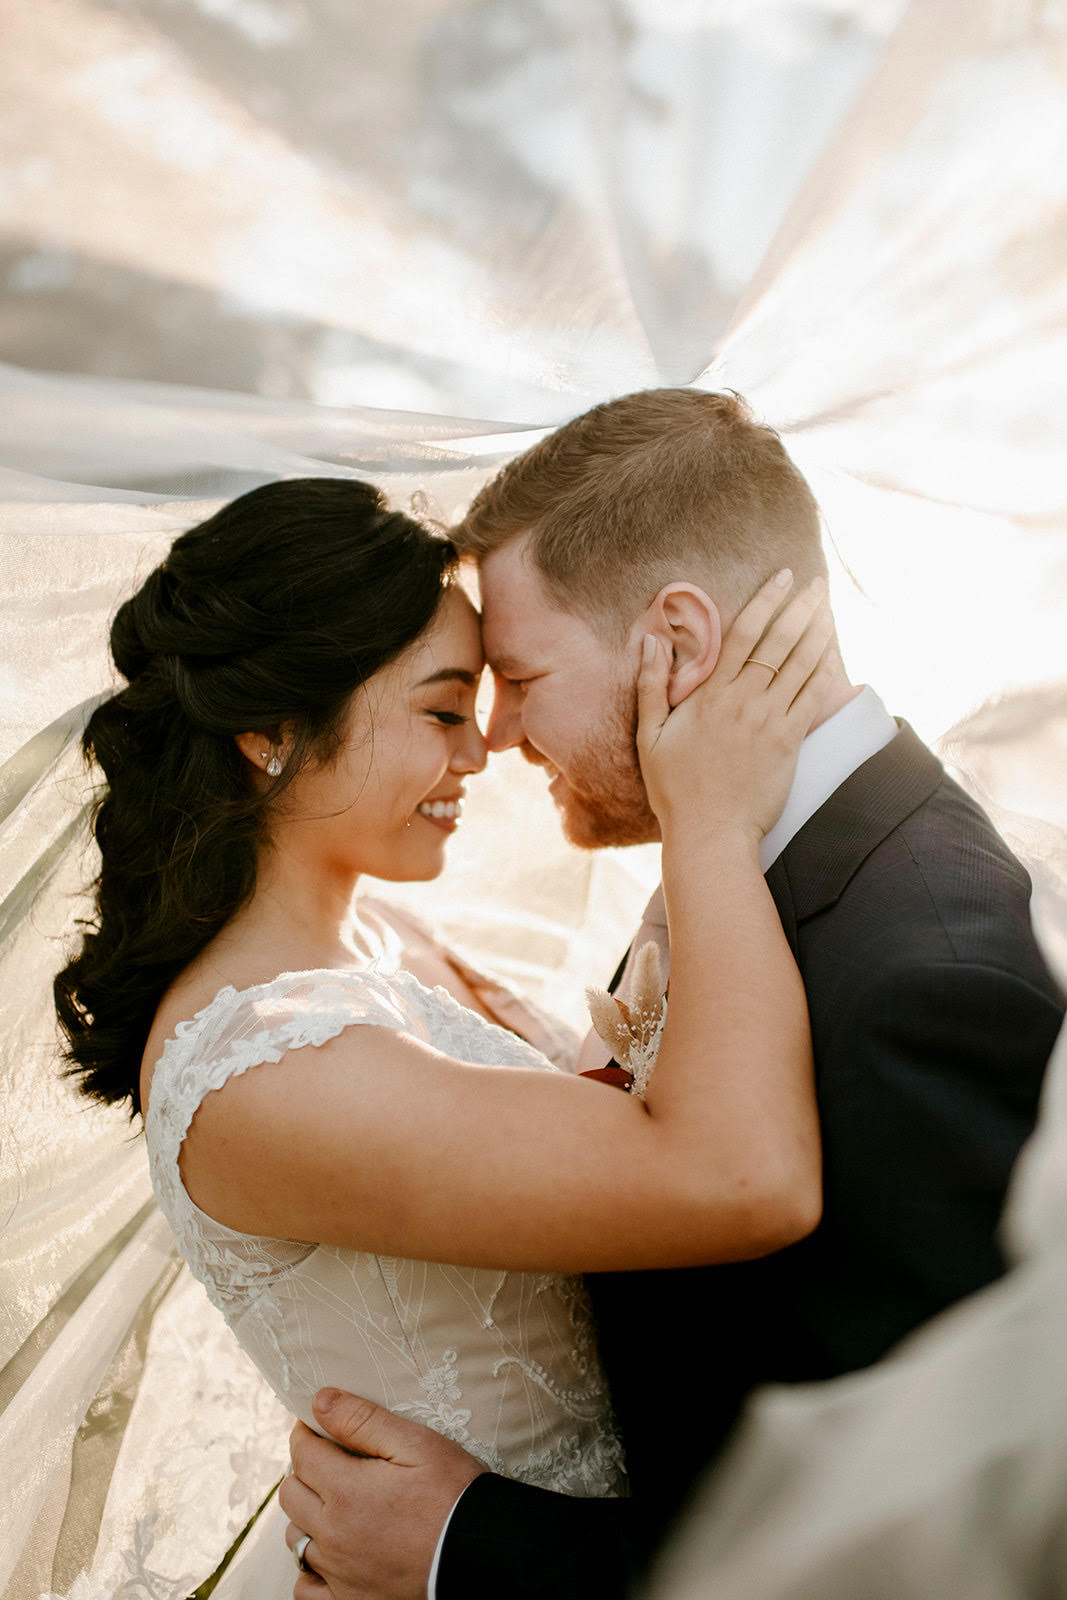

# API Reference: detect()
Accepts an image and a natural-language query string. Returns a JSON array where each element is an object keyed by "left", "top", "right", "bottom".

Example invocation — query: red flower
[{"left": 579, "top": 1063, "right": 634, "bottom": 1091}]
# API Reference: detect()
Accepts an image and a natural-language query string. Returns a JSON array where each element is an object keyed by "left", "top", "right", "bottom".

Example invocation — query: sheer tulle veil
[{"left": 1, "top": 2, "right": 1065, "bottom": 1594}]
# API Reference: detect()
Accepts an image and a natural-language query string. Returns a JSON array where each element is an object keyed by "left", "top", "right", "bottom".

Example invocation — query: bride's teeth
[{"left": 417, "top": 799, "right": 461, "bottom": 820}]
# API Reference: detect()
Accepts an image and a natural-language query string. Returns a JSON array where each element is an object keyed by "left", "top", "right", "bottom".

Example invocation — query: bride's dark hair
[{"left": 54, "top": 477, "right": 457, "bottom": 1117}]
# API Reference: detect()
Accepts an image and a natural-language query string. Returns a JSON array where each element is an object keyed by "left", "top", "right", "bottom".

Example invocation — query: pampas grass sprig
[{"left": 585, "top": 941, "right": 667, "bottom": 1099}]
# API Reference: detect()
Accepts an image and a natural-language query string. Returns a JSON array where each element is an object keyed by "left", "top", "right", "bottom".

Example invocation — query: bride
[{"left": 53, "top": 475, "right": 830, "bottom": 1595}]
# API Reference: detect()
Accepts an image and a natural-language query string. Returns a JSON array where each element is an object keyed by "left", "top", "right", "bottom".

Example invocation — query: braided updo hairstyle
[{"left": 54, "top": 478, "right": 457, "bottom": 1117}]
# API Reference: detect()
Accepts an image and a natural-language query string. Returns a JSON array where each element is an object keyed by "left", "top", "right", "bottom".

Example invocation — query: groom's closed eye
[
  {"left": 492, "top": 666, "right": 535, "bottom": 692},
  {"left": 489, "top": 650, "right": 539, "bottom": 681}
]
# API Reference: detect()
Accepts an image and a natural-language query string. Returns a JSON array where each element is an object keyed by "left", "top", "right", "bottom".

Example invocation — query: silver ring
[
  {"left": 746, "top": 657, "right": 780, "bottom": 676},
  {"left": 293, "top": 1532, "right": 312, "bottom": 1572}
]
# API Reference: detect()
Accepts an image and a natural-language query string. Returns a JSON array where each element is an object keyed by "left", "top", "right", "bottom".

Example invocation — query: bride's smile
[
  {"left": 414, "top": 790, "right": 466, "bottom": 830},
  {"left": 242, "top": 584, "right": 487, "bottom": 891}
]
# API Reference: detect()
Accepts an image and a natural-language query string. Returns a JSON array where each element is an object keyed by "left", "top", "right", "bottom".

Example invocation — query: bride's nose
[{"left": 450, "top": 721, "right": 489, "bottom": 775}]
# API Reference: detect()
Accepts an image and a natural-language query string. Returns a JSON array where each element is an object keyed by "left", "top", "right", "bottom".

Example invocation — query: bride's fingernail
[
  {"left": 643, "top": 634, "right": 657, "bottom": 664},
  {"left": 774, "top": 568, "right": 792, "bottom": 587}
]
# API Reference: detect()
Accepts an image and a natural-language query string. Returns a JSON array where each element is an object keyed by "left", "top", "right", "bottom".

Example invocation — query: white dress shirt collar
[
  {"left": 633, "top": 684, "right": 898, "bottom": 939},
  {"left": 758, "top": 684, "right": 897, "bottom": 871}
]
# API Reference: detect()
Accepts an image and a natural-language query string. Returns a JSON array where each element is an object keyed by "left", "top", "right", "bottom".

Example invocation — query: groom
[{"left": 280, "top": 389, "right": 1064, "bottom": 1598}]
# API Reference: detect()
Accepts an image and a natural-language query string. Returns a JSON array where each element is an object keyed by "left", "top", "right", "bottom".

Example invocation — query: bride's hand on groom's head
[{"left": 636, "top": 571, "right": 835, "bottom": 847}]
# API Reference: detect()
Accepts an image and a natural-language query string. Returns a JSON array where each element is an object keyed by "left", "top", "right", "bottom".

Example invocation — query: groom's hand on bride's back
[{"left": 280, "top": 1387, "right": 486, "bottom": 1600}]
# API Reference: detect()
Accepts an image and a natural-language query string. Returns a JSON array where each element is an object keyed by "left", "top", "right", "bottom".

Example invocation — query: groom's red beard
[{"left": 537, "top": 678, "right": 660, "bottom": 850}]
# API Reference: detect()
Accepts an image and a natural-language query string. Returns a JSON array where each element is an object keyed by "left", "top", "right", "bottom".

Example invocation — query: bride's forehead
[{"left": 410, "top": 587, "right": 484, "bottom": 669}]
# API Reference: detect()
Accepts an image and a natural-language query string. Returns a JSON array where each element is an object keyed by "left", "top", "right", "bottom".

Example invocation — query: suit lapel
[
  {"left": 603, "top": 726, "right": 941, "bottom": 1006},
  {"left": 778, "top": 721, "right": 943, "bottom": 922},
  {"left": 606, "top": 947, "right": 630, "bottom": 996},
  {"left": 764, "top": 856, "right": 799, "bottom": 954}
]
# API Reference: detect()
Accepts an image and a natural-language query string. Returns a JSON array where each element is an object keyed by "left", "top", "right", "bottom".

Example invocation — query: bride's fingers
[
  {"left": 716, "top": 568, "right": 795, "bottom": 679},
  {"left": 768, "top": 601, "right": 836, "bottom": 711},
  {"left": 785, "top": 642, "right": 839, "bottom": 734},
  {"left": 733, "top": 576, "right": 827, "bottom": 685},
  {"left": 635, "top": 632, "right": 671, "bottom": 761}
]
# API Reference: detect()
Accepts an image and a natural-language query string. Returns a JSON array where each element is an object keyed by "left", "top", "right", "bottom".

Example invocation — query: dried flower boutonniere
[{"left": 584, "top": 940, "right": 667, "bottom": 1099}]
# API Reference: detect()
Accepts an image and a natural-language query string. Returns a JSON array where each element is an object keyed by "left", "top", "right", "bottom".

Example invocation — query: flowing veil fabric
[{"left": 0, "top": 2, "right": 1065, "bottom": 1595}]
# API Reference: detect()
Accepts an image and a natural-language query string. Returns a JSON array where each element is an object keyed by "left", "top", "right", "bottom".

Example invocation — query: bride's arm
[{"left": 182, "top": 576, "right": 831, "bottom": 1274}]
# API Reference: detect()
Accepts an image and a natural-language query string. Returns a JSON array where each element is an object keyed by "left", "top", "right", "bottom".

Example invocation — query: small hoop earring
[{"left": 265, "top": 754, "right": 283, "bottom": 778}]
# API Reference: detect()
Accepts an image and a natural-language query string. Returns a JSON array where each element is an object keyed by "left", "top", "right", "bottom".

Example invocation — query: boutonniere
[{"left": 583, "top": 941, "right": 667, "bottom": 1099}]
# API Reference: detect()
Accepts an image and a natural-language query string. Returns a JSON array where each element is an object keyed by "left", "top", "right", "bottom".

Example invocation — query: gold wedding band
[
  {"left": 747, "top": 658, "right": 780, "bottom": 676},
  {"left": 293, "top": 1532, "right": 313, "bottom": 1572}
]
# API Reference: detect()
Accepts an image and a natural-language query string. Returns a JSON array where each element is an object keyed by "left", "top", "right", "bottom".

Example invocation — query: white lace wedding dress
[{"left": 144, "top": 960, "right": 627, "bottom": 1597}]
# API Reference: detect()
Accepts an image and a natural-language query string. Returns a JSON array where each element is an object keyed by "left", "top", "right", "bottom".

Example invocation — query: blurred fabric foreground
[{"left": 0, "top": 2, "right": 1065, "bottom": 1595}]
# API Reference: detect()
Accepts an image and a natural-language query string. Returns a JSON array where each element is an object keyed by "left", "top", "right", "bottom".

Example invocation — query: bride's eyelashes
[{"left": 428, "top": 710, "right": 469, "bottom": 726}]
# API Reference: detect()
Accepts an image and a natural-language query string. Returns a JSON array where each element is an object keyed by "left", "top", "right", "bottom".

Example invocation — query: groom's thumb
[{"left": 312, "top": 1387, "right": 403, "bottom": 1460}]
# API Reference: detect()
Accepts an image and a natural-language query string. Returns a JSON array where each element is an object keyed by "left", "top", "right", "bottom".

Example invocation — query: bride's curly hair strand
[{"left": 54, "top": 478, "right": 457, "bottom": 1117}]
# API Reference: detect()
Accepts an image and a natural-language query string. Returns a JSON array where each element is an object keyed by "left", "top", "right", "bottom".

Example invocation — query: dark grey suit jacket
[{"left": 439, "top": 724, "right": 1064, "bottom": 1598}]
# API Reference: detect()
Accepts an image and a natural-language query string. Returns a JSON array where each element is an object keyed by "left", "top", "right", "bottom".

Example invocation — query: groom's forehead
[
  {"left": 480, "top": 590, "right": 581, "bottom": 672},
  {"left": 477, "top": 536, "right": 619, "bottom": 675},
  {"left": 479, "top": 544, "right": 566, "bottom": 650}
]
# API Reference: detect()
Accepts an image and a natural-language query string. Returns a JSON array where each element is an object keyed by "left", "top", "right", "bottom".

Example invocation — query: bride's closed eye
[{"left": 429, "top": 710, "right": 469, "bottom": 726}]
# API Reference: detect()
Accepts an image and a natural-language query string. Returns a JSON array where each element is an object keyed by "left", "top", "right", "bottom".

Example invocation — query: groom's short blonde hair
[{"left": 453, "top": 389, "right": 827, "bottom": 636}]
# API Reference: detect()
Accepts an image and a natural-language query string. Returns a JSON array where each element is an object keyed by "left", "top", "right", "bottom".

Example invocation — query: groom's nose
[{"left": 485, "top": 681, "right": 525, "bottom": 752}]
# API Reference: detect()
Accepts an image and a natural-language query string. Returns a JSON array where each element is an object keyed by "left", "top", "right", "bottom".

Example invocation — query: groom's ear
[{"left": 642, "top": 584, "right": 722, "bottom": 709}]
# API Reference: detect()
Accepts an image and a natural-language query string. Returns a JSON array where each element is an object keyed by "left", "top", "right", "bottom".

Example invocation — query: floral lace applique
[
  {"left": 394, "top": 1348, "right": 474, "bottom": 1443},
  {"left": 145, "top": 965, "right": 628, "bottom": 1502}
]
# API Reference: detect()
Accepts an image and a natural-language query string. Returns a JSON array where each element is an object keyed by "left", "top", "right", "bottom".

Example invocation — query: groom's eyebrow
[
  {"left": 415, "top": 668, "right": 480, "bottom": 687},
  {"left": 487, "top": 653, "right": 531, "bottom": 677}
]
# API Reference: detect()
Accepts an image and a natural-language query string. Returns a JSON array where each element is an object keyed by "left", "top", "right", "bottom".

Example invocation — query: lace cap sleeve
[{"left": 147, "top": 966, "right": 430, "bottom": 1160}]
